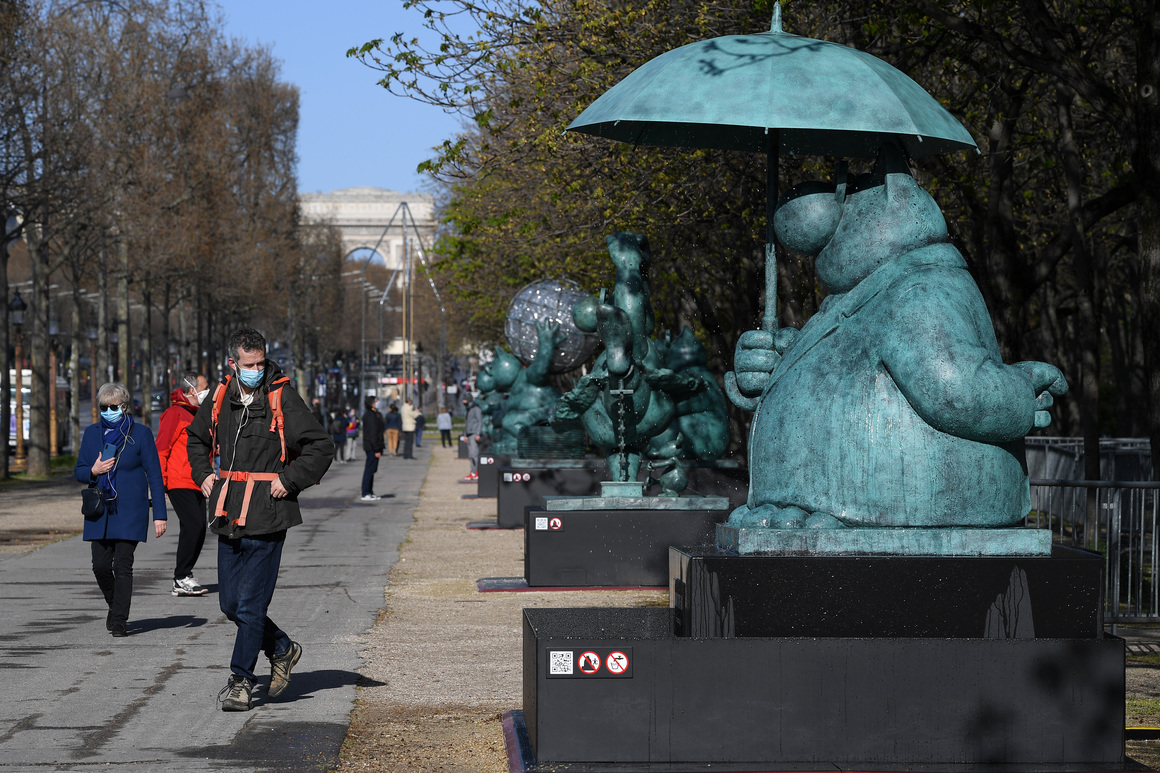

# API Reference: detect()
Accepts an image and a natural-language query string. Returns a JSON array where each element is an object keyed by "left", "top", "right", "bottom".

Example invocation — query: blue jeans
[
  {"left": 218, "top": 532, "right": 292, "bottom": 683},
  {"left": 362, "top": 453, "right": 379, "bottom": 496}
]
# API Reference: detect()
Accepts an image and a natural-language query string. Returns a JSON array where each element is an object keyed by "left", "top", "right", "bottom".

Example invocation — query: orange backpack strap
[
  {"left": 209, "top": 375, "right": 232, "bottom": 459},
  {"left": 267, "top": 376, "right": 291, "bottom": 463}
]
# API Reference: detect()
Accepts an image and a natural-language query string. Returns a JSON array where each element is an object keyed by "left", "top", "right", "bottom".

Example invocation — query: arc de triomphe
[{"left": 298, "top": 186, "right": 436, "bottom": 267}]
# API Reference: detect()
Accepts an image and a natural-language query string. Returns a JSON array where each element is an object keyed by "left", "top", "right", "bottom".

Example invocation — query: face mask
[
  {"left": 236, "top": 366, "right": 264, "bottom": 388},
  {"left": 101, "top": 407, "right": 123, "bottom": 423},
  {"left": 195, "top": 389, "right": 210, "bottom": 404}
]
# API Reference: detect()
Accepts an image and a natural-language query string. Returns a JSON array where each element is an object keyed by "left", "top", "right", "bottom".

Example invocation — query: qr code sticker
[
  {"left": 535, "top": 517, "right": 549, "bottom": 530},
  {"left": 549, "top": 650, "right": 573, "bottom": 675}
]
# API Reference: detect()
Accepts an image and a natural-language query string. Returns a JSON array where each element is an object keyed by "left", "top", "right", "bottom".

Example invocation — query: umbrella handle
[
  {"left": 762, "top": 240, "right": 779, "bottom": 334},
  {"left": 724, "top": 371, "right": 759, "bottom": 412}
]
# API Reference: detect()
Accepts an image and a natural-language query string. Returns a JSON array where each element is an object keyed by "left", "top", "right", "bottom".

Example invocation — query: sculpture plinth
[{"left": 717, "top": 524, "right": 1053, "bottom": 556}]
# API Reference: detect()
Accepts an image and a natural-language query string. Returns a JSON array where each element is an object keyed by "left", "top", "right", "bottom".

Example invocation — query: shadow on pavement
[{"left": 129, "top": 614, "right": 210, "bottom": 634}]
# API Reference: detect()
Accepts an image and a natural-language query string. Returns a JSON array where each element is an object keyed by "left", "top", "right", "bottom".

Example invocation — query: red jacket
[{"left": 156, "top": 387, "right": 200, "bottom": 491}]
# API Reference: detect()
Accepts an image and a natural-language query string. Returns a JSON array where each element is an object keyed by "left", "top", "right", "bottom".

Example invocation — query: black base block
[
  {"left": 497, "top": 461, "right": 748, "bottom": 528},
  {"left": 524, "top": 507, "right": 725, "bottom": 587},
  {"left": 670, "top": 545, "right": 1105, "bottom": 639},
  {"left": 522, "top": 607, "right": 1125, "bottom": 770},
  {"left": 476, "top": 453, "right": 512, "bottom": 498}
]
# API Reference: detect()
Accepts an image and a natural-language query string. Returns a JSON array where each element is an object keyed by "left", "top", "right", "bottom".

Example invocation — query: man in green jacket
[{"left": 187, "top": 327, "right": 334, "bottom": 711}]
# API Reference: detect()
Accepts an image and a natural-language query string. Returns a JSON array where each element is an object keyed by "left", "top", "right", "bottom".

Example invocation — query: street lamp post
[{"left": 8, "top": 290, "right": 27, "bottom": 472}]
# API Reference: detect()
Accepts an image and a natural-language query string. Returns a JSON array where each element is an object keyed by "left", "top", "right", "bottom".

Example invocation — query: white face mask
[{"left": 196, "top": 389, "right": 210, "bottom": 404}]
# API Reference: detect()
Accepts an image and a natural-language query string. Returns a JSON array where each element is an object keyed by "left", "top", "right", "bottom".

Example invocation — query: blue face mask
[
  {"left": 101, "top": 407, "right": 123, "bottom": 423},
  {"left": 236, "top": 366, "right": 265, "bottom": 388}
]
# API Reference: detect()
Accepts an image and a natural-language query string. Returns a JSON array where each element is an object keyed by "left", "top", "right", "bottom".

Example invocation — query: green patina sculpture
[
  {"left": 553, "top": 233, "right": 728, "bottom": 494},
  {"left": 473, "top": 366, "right": 506, "bottom": 439},
  {"left": 728, "top": 144, "right": 1068, "bottom": 530},
  {"left": 488, "top": 321, "right": 565, "bottom": 454}
]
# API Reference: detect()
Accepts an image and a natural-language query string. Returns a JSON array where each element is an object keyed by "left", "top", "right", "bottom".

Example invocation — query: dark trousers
[
  {"left": 91, "top": 539, "right": 137, "bottom": 626},
  {"left": 402, "top": 431, "right": 414, "bottom": 459},
  {"left": 361, "top": 452, "right": 380, "bottom": 496},
  {"left": 167, "top": 488, "right": 207, "bottom": 581},
  {"left": 218, "top": 532, "right": 292, "bottom": 683},
  {"left": 440, "top": 429, "right": 452, "bottom": 447}
]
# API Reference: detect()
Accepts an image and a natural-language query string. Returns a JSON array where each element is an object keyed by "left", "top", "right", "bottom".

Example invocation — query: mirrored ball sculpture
[{"left": 505, "top": 279, "right": 597, "bottom": 372}]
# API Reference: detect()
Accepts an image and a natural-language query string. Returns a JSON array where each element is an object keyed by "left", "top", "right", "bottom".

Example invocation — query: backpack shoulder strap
[
  {"left": 267, "top": 376, "right": 292, "bottom": 462},
  {"left": 209, "top": 375, "right": 232, "bottom": 458}
]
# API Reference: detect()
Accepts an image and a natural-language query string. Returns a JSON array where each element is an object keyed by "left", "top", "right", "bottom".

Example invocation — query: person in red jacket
[{"left": 157, "top": 372, "right": 211, "bottom": 597}]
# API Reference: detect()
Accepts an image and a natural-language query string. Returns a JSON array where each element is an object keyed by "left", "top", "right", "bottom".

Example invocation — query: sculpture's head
[
  {"left": 605, "top": 232, "right": 651, "bottom": 274},
  {"left": 774, "top": 143, "right": 950, "bottom": 294},
  {"left": 490, "top": 347, "right": 523, "bottom": 391},
  {"left": 666, "top": 327, "right": 708, "bottom": 370},
  {"left": 573, "top": 295, "right": 599, "bottom": 333},
  {"left": 476, "top": 367, "right": 496, "bottom": 394}
]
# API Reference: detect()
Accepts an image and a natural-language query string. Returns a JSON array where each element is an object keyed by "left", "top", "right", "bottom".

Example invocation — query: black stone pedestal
[
  {"left": 517, "top": 546, "right": 1126, "bottom": 771},
  {"left": 497, "top": 460, "right": 748, "bottom": 528},
  {"left": 523, "top": 507, "right": 725, "bottom": 587},
  {"left": 475, "top": 453, "right": 511, "bottom": 498},
  {"left": 520, "top": 606, "right": 1125, "bottom": 771},
  {"left": 670, "top": 545, "right": 1105, "bottom": 638}
]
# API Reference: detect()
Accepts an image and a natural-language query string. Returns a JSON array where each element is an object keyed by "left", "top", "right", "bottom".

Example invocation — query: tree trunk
[
  {"left": 116, "top": 238, "right": 130, "bottom": 389},
  {"left": 25, "top": 226, "right": 50, "bottom": 476},
  {"left": 1136, "top": 0, "right": 1160, "bottom": 479}
]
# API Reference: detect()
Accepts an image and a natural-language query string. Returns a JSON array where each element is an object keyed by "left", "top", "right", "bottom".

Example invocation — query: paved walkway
[{"left": 0, "top": 441, "right": 431, "bottom": 771}]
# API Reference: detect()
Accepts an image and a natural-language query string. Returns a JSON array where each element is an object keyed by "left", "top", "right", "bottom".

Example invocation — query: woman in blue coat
[{"left": 75, "top": 383, "right": 168, "bottom": 637}]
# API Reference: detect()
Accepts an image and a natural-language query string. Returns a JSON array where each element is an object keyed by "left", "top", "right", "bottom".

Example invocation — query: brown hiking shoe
[{"left": 267, "top": 641, "right": 302, "bottom": 698}]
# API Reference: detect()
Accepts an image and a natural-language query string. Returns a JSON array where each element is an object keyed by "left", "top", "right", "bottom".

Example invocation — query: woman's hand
[
  {"left": 154, "top": 520, "right": 167, "bottom": 538},
  {"left": 91, "top": 456, "right": 115, "bottom": 476}
]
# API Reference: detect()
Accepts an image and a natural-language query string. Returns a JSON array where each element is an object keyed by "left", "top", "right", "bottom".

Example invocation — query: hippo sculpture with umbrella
[{"left": 567, "top": 3, "right": 1068, "bottom": 542}]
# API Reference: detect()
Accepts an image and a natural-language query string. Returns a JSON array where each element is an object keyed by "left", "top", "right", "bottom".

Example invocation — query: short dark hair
[
  {"left": 227, "top": 327, "right": 266, "bottom": 362},
  {"left": 365, "top": 395, "right": 376, "bottom": 411}
]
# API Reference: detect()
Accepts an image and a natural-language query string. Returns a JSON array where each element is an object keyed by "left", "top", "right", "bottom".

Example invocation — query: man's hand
[
  {"left": 271, "top": 477, "right": 289, "bottom": 499},
  {"left": 154, "top": 520, "right": 167, "bottom": 538},
  {"left": 200, "top": 475, "right": 216, "bottom": 498}
]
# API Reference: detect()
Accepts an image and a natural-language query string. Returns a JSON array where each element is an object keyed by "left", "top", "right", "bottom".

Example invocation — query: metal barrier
[{"left": 1029, "top": 479, "right": 1160, "bottom": 623}]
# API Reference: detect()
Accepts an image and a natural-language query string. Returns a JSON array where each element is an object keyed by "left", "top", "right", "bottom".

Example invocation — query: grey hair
[
  {"left": 97, "top": 382, "right": 131, "bottom": 409},
  {"left": 181, "top": 371, "right": 205, "bottom": 391}
]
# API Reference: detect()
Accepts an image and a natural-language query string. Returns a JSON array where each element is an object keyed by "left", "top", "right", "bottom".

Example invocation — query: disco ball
[{"left": 504, "top": 278, "right": 597, "bottom": 373}]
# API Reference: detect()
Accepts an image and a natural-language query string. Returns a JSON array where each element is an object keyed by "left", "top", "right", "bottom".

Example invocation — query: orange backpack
[{"left": 209, "top": 373, "right": 294, "bottom": 463}]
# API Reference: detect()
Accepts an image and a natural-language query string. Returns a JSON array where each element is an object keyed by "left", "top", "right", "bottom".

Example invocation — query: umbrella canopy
[
  {"left": 566, "top": 4, "right": 975, "bottom": 345},
  {"left": 567, "top": 6, "right": 976, "bottom": 159}
]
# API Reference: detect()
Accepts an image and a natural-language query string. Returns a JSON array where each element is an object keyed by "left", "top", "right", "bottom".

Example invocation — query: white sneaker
[
  {"left": 360, "top": 494, "right": 381, "bottom": 501},
  {"left": 172, "top": 575, "right": 208, "bottom": 596}
]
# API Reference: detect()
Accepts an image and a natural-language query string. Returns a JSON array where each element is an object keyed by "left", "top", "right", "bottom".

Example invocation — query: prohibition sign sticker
[
  {"left": 606, "top": 651, "right": 629, "bottom": 674},
  {"left": 577, "top": 651, "right": 601, "bottom": 675},
  {"left": 549, "top": 517, "right": 563, "bottom": 531}
]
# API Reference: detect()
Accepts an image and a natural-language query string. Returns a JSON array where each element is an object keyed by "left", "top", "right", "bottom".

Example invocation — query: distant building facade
[{"left": 298, "top": 186, "right": 436, "bottom": 268}]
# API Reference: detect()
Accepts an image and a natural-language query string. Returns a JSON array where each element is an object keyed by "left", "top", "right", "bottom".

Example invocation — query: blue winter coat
[{"left": 75, "top": 420, "right": 168, "bottom": 542}]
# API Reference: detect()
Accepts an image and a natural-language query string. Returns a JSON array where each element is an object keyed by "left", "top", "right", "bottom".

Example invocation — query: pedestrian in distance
[
  {"left": 156, "top": 372, "right": 211, "bottom": 597},
  {"left": 384, "top": 403, "right": 402, "bottom": 456},
  {"left": 344, "top": 406, "right": 359, "bottom": 462},
  {"left": 186, "top": 327, "right": 334, "bottom": 712},
  {"left": 462, "top": 395, "right": 483, "bottom": 481},
  {"left": 414, "top": 408, "right": 425, "bottom": 447},
  {"left": 329, "top": 411, "right": 347, "bottom": 464},
  {"left": 437, "top": 407, "right": 453, "bottom": 448},
  {"left": 75, "top": 382, "right": 168, "bottom": 637},
  {"left": 400, "top": 397, "right": 417, "bottom": 459},
  {"left": 310, "top": 398, "right": 325, "bottom": 428},
  {"left": 361, "top": 395, "right": 385, "bottom": 501}
]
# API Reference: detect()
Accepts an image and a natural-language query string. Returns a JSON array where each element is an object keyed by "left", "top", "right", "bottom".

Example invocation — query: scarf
[{"left": 98, "top": 413, "right": 134, "bottom": 509}]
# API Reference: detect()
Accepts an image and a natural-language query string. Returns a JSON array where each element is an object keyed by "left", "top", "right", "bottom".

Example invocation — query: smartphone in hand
[{"left": 101, "top": 443, "right": 119, "bottom": 462}]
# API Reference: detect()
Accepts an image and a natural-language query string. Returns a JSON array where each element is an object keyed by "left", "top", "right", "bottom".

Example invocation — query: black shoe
[
  {"left": 106, "top": 611, "right": 114, "bottom": 631},
  {"left": 110, "top": 623, "right": 128, "bottom": 637}
]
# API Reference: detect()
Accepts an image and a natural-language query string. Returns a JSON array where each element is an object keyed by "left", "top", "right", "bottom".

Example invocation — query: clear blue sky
[{"left": 219, "top": 0, "right": 463, "bottom": 195}]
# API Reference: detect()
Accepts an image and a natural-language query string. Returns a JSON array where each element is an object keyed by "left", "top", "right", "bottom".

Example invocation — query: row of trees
[
  {"left": 1, "top": 0, "right": 346, "bottom": 478},
  {"left": 354, "top": 0, "right": 1159, "bottom": 473}
]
